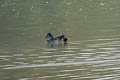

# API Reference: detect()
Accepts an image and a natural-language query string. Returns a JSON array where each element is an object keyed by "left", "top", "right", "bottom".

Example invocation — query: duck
[{"left": 46, "top": 32, "right": 68, "bottom": 44}]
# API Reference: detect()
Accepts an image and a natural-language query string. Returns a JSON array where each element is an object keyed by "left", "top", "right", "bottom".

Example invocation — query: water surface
[{"left": 0, "top": 0, "right": 120, "bottom": 80}]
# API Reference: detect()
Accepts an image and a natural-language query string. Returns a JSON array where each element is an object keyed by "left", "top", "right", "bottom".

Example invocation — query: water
[{"left": 0, "top": 0, "right": 120, "bottom": 80}]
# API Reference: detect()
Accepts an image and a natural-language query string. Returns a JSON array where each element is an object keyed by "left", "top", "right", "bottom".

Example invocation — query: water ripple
[{"left": 1, "top": 34, "right": 120, "bottom": 80}]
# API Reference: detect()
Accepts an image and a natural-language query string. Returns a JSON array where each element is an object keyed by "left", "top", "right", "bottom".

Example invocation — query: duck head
[
  {"left": 46, "top": 33, "right": 53, "bottom": 38},
  {"left": 46, "top": 32, "right": 54, "bottom": 41}
]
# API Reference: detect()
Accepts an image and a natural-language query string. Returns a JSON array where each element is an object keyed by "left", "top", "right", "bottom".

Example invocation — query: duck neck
[{"left": 50, "top": 35, "right": 54, "bottom": 40}]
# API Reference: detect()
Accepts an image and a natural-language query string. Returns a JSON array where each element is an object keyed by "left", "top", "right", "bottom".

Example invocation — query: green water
[{"left": 0, "top": 0, "right": 120, "bottom": 80}]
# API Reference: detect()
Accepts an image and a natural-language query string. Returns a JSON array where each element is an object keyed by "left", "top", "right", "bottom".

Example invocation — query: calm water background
[{"left": 0, "top": 0, "right": 120, "bottom": 80}]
